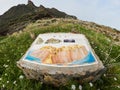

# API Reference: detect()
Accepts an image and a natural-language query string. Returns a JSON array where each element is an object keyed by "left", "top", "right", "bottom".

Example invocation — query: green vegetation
[{"left": 0, "top": 18, "right": 120, "bottom": 90}]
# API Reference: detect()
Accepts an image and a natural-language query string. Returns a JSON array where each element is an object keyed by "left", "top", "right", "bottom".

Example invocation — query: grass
[{"left": 0, "top": 18, "right": 120, "bottom": 90}]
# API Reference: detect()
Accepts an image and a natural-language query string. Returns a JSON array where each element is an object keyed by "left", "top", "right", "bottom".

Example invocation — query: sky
[{"left": 0, "top": 0, "right": 120, "bottom": 31}]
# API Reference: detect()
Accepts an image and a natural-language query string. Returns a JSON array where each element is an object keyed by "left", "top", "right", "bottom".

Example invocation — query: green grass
[
  {"left": 0, "top": 19, "right": 120, "bottom": 90},
  {"left": 0, "top": 36, "right": 6, "bottom": 41}
]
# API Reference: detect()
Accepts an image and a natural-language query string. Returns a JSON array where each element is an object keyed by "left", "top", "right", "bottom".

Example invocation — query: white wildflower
[
  {"left": 107, "top": 38, "right": 111, "bottom": 42},
  {"left": 13, "top": 81, "right": 16, "bottom": 84},
  {"left": 113, "top": 59, "right": 116, "bottom": 62},
  {"left": 117, "top": 86, "right": 120, "bottom": 88},
  {"left": 71, "top": 84, "right": 76, "bottom": 90},
  {"left": 2, "top": 84, "right": 5, "bottom": 88},
  {"left": 19, "top": 75, "right": 24, "bottom": 79},
  {"left": 7, "top": 60, "right": 10, "bottom": 62},
  {"left": 7, "top": 81, "right": 9, "bottom": 83},
  {"left": 89, "top": 82, "right": 93, "bottom": 87},
  {"left": 114, "top": 77, "right": 117, "bottom": 81},
  {"left": 103, "top": 74, "right": 106, "bottom": 77},
  {"left": 21, "top": 53, "right": 23, "bottom": 55},
  {"left": 5, "top": 65, "right": 8, "bottom": 68},
  {"left": 3, "top": 64, "right": 8, "bottom": 68},
  {"left": 79, "top": 85, "right": 82, "bottom": 90},
  {"left": 5, "top": 73, "right": 7, "bottom": 76},
  {"left": 97, "top": 89, "right": 100, "bottom": 90}
]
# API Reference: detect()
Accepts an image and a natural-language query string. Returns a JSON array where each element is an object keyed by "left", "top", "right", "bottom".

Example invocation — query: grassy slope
[{"left": 0, "top": 18, "right": 120, "bottom": 90}]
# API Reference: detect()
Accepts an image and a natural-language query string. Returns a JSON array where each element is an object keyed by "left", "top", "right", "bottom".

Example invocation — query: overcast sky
[{"left": 0, "top": 0, "right": 120, "bottom": 31}]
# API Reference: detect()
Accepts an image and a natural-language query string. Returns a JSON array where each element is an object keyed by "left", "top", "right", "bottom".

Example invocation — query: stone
[{"left": 17, "top": 33, "right": 105, "bottom": 86}]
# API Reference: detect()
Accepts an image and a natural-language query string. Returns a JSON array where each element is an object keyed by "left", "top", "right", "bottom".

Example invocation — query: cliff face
[
  {"left": 27, "top": 0, "right": 36, "bottom": 8},
  {"left": 28, "top": 0, "right": 34, "bottom": 6}
]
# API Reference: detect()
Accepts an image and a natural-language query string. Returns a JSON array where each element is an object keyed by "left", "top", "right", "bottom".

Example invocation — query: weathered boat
[{"left": 17, "top": 33, "right": 105, "bottom": 86}]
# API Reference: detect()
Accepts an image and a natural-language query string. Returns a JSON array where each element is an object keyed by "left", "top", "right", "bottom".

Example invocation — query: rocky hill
[{"left": 0, "top": 0, "right": 76, "bottom": 35}]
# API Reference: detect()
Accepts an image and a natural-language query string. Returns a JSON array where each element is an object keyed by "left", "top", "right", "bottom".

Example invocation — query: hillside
[
  {"left": 0, "top": 18, "right": 120, "bottom": 90},
  {"left": 0, "top": 0, "right": 76, "bottom": 35}
]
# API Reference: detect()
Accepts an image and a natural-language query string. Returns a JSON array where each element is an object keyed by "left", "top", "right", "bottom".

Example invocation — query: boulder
[{"left": 17, "top": 33, "right": 105, "bottom": 86}]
